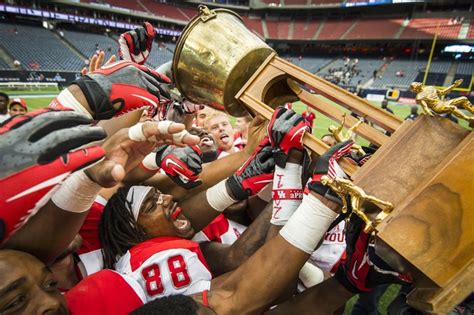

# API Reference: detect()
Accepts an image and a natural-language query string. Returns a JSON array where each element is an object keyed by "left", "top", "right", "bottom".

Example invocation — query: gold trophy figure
[
  {"left": 321, "top": 175, "right": 394, "bottom": 233},
  {"left": 328, "top": 113, "right": 366, "bottom": 155},
  {"left": 410, "top": 79, "right": 474, "bottom": 124}
]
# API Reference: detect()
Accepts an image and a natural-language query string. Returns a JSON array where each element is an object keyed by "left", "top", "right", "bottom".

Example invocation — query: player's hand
[
  {"left": 334, "top": 215, "right": 412, "bottom": 293},
  {"left": 345, "top": 151, "right": 372, "bottom": 167},
  {"left": 81, "top": 50, "right": 116, "bottom": 76},
  {"left": 74, "top": 60, "right": 171, "bottom": 120},
  {"left": 307, "top": 140, "right": 353, "bottom": 202},
  {"left": 119, "top": 22, "right": 156, "bottom": 65},
  {"left": 0, "top": 109, "right": 106, "bottom": 242},
  {"left": 267, "top": 106, "right": 310, "bottom": 167},
  {"left": 155, "top": 144, "right": 203, "bottom": 189},
  {"left": 226, "top": 137, "right": 275, "bottom": 200},
  {"left": 244, "top": 115, "right": 267, "bottom": 156},
  {"left": 84, "top": 120, "right": 199, "bottom": 188},
  {"left": 182, "top": 100, "right": 204, "bottom": 115}
]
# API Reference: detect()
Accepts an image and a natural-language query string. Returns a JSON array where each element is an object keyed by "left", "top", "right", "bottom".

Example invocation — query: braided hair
[{"left": 99, "top": 185, "right": 148, "bottom": 269}]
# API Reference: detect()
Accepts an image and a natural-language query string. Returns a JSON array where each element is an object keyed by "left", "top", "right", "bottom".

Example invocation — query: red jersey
[
  {"left": 114, "top": 237, "right": 212, "bottom": 302},
  {"left": 66, "top": 269, "right": 146, "bottom": 315},
  {"left": 302, "top": 111, "right": 316, "bottom": 128},
  {"left": 77, "top": 196, "right": 107, "bottom": 277},
  {"left": 192, "top": 214, "right": 246, "bottom": 244},
  {"left": 233, "top": 131, "right": 246, "bottom": 151}
]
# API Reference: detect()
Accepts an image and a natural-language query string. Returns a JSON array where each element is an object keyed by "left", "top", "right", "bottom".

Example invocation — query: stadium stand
[
  {"left": 241, "top": 16, "right": 264, "bottom": 37},
  {"left": 0, "top": 23, "right": 83, "bottom": 71},
  {"left": 345, "top": 18, "right": 404, "bottom": 40},
  {"left": 456, "top": 61, "right": 474, "bottom": 76},
  {"left": 372, "top": 59, "right": 427, "bottom": 88},
  {"left": 317, "top": 20, "right": 355, "bottom": 40},
  {"left": 284, "top": 0, "right": 310, "bottom": 5},
  {"left": 0, "top": 57, "right": 10, "bottom": 70},
  {"left": 469, "top": 20, "right": 474, "bottom": 39},
  {"left": 284, "top": 56, "right": 334, "bottom": 74},
  {"left": 62, "top": 30, "right": 117, "bottom": 62},
  {"left": 293, "top": 19, "right": 319, "bottom": 40},
  {"left": 309, "top": 0, "right": 342, "bottom": 5},
  {"left": 277, "top": 20, "right": 291, "bottom": 40},
  {"left": 145, "top": 43, "right": 174, "bottom": 69},
  {"left": 142, "top": 1, "right": 193, "bottom": 21},
  {"left": 400, "top": 18, "right": 462, "bottom": 39},
  {"left": 266, "top": 19, "right": 278, "bottom": 39},
  {"left": 87, "top": 0, "right": 146, "bottom": 13}
]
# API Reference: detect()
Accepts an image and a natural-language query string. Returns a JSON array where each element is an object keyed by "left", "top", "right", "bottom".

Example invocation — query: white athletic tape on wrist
[
  {"left": 299, "top": 262, "right": 324, "bottom": 288},
  {"left": 206, "top": 180, "right": 237, "bottom": 212},
  {"left": 128, "top": 123, "right": 146, "bottom": 141},
  {"left": 51, "top": 171, "right": 102, "bottom": 213},
  {"left": 53, "top": 89, "right": 92, "bottom": 119},
  {"left": 271, "top": 163, "right": 303, "bottom": 226},
  {"left": 141, "top": 152, "right": 159, "bottom": 171},
  {"left": 280, "top": 193, "right": 337, "bottom": 254}
]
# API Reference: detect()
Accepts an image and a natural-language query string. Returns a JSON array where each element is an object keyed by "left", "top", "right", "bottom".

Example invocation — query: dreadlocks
[{"left": 99, "top": 185, "right": 148, "bottom": 269}]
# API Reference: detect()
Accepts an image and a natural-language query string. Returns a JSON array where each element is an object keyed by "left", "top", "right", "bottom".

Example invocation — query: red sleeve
[{"left": 77, "top": 198, "right": 106, "bottom": 255}]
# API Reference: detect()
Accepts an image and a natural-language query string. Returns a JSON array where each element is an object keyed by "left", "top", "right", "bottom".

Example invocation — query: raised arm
[
  {"left": 3, "top": 120, "right": 198, "bottom": 264},
  {"left": 438, "top": 79, "right": 463, "bottom": 96},
  {"left": 206, "top": 139, "right": 353, "bottom": 314}
]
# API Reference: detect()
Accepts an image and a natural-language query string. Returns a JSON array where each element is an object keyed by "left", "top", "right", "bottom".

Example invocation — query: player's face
[
  {"left": 207, "top": 115, "right": 235, "bottom": 152},
  {"left": 196, "top": 107, "right": 213, "bottom": 128},
  {"left": 0, "top": 250, "right": 68, "bottom": 315},
  {"left": 0, "top": 96, "right": 8, "bottom": 112},
  {"left": 199, "top": 132, "right": 218, "bottom": 163},
  {"left": 138, "top": 189, "right": 195, "bottom": 239},
  {"left": 235, "top": 117, "right": 250, "bottom": 132},
  {"left": 9, "top": 104, "right": 26, "bottom": 117}
]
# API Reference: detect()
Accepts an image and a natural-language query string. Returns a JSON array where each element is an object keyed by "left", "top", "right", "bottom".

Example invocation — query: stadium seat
[
  {"left": 0, "top": 23, "right": 84, "bottom": 71},
  {"left": 0, "top": 57, "right": 10, "bottom": 70},
  {"left": 63, "top": 30, "right": 117, "bottom": 64}
]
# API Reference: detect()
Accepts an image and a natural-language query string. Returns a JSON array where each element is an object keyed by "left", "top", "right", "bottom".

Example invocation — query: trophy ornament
[
  {"left": 321, "top": 175, "right": 394, "bottom": 233},
  {"left": 328, "top": 113, "right": 366, "bottom": 156},
  {"left": 410, "top": 79, "right": 474, "bottom": 125}
]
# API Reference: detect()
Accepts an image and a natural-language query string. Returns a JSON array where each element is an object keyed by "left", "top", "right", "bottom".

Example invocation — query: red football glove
[
  {"left": 334, "top": 215, "right": 412, "bottom": 293},
  {"left": 0, "top": 109, "right": 106, "bottom": 242},
  {"left": 267, "top": 106, "right": 310, "bottom": 167},
  {"left": 118, "top": 22, "right": 156, "bottom": 65},
  {"left": 226, "top": 137, "right": 275, "bottom": 200},
  {"left": 73, "top": 60, "right": 171, "bottom": 120},
  {"left": 155, "top": 145, "right": 203, "bottom": 189},
  {"left": 306, "top": 140, "right": 353, "bottom": 203}
]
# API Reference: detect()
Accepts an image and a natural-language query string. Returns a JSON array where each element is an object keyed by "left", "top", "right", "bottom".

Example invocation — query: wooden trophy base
[{"left": 352, "top": 115, "right": 473, "bottom": 314}]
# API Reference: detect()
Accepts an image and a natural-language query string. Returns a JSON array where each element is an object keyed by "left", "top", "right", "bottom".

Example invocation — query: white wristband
[
  {"left": 271, "top": 163, "right": 303, "bottom": 226},
  {"left": 141, "top": 152, "right": 159, "bottom": 171},
  {"left": 280, "top": 193, "right": 337, "bottom": 254},
  {"left": 128, "top": 123, "right": 146, "bottom": 141},
  {"left": 52, "top": 89, "right": 92, "bottom": 119},
  {"left": 299, "top": 262, "right": 324, "bottom": 288},
  {"left": 51, "top": 170, "right": 102, "bottom": 213},
  {"left": 206, "top": 180, "right": 237, "bottom": 212}
]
